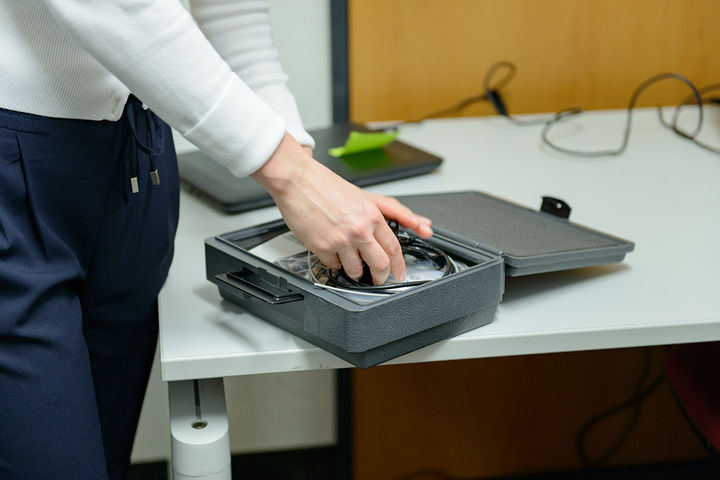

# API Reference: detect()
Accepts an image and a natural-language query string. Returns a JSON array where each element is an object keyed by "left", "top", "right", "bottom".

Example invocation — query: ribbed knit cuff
[
  {"left": 183, "top": 78, "right": 287, "bottom": 177},
  {"left": 253, "top": 82, "right": 315, "bottom": 150}
]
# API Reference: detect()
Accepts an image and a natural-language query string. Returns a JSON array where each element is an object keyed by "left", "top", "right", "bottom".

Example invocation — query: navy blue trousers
[{"left": 0, "top": 98, "right": 179, "bottom": 479}]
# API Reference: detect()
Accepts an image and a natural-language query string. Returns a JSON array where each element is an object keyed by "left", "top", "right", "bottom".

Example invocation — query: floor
[{"left": 128, "top": 450, "right": 720, "bottom": 480}]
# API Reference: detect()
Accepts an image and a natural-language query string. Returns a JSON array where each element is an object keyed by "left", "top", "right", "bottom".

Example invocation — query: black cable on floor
[{"left": 575, "top": 347, "right": 667, "bottom": 469}]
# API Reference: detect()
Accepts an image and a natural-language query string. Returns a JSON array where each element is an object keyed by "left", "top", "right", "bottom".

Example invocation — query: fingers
[
  {"left": 367, "top": 193, "right": 433, "bottom": 238},
  {"left": 368, "top": 193, "right": 415, "bottom": 225},
  {"left": 317, "top": 196, "right": 427, "bottom": 285},
  {"left": 318, "top": 227, "right": 404, "bottom": 286},
  {"left": 358, "top": 239, "right": 393, "bottom": 286},
  {"left": 373, "top": 222, "right": 406, "bottom": 282},
  {"left": 337, "top": 247, "right": 364, "bottom": 280},
  {"left": 414, "top": 216, "right": 433, "bottom": 238},
  {"left": 318, "top": 243, "right": 395, "bottom": 286},
  {"left": 314, "top": 251, "right": 341, "bottom": 271},
  {"left": 308, "top": 194, "right": 432, "bottom": 285}
]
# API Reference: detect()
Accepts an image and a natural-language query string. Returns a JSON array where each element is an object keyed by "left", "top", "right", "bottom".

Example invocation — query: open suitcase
[{"left": 205, "top": 191, "right": 634, "bottom": 368}]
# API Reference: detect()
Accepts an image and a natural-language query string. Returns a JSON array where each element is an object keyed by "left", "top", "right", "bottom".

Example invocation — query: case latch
[{"left": 541, "top": 196, "right": 571, "bottom": 219}]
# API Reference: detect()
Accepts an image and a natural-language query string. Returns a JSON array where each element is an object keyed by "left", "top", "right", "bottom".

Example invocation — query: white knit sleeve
[
  {"left": 41, "top": 0, "right": 287, "bottom": 177},
  {"left": 189, "top": 0, "right": 315, "bottom": 149}
]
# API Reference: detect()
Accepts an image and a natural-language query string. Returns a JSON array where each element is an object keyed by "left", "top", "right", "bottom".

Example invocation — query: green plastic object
[{"left": 328, "top": 130, "right": 398, "bottom": 157}]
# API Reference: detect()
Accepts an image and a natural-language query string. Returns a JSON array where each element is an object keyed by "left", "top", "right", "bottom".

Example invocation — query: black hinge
[{"left": 541, "top": 196, "right": 572, "bottom": 219}]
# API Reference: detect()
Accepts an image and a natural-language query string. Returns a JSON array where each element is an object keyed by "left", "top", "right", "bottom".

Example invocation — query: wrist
[{"left": 251, "top": 132, "right": 308, "bottom": 198}]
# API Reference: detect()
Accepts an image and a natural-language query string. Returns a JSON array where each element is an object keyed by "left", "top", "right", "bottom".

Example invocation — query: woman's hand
[{"left": 252, "top": 133, "right": 432, "bottom": 285}]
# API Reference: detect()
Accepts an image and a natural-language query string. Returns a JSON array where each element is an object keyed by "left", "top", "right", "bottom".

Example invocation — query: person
[{"left": 0, "top": 0, "right": 432, "bottom": 478}]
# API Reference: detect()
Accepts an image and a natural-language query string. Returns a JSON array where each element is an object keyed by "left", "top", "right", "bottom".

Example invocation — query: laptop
[{"left": 177, "top": 123, "right": 443, "bottom": 214}]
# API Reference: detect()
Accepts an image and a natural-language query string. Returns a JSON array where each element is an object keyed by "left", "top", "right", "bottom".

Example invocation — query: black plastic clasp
[
  {"left": 215, "top": 270, "right": 303, "bottom": 305},
  {"left": 541, "top": 196, "right": 572, "bottom": 219}
]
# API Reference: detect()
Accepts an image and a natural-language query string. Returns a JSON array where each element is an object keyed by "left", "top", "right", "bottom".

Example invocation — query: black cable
[
  {"left": 393, "top": 61, "right": 551, "bottom": 128},
  {"left": 541, "top": 72, "right": 707, "bottom": 157},
  {"left": 392, "top": 61, "right": 720, "bottom": 156},
  {"left": 575, "top": 347, "right": 667, "bottom": 469},
  {"left": 406, "top": 91, "right": 490, "bottom": 125},
  {"left": 392, "top": 348, "right": 668, "bottom": 480},
  {"left": 658, "top": 83, "right": 720, "bottom": 154},
  {"left": 483, "top": 61, "right": 552, "bottom": 126}
]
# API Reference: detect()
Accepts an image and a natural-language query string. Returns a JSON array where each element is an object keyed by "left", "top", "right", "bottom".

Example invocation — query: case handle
[{"left": 215, "top": 271, "right": 303, "bottom": 305}]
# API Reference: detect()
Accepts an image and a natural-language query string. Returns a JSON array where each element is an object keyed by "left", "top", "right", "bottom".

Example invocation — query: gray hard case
[{"left": 205, "top": 191, "right": 634, "bottom": 368}]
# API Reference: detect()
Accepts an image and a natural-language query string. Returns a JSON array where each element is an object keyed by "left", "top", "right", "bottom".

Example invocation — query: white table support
[{"left": 169, "top": 378, "right": 231, "bottom": 480}]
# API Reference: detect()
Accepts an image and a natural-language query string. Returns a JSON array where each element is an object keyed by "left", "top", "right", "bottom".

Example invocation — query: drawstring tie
[{"left": 124, "top": 96, "right": 163, "bottom": 198}]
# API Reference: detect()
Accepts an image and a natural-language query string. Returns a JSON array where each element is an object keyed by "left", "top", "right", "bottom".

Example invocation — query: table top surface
[{"left": 159, "top": 108, "right": 720, "bottom": 381}]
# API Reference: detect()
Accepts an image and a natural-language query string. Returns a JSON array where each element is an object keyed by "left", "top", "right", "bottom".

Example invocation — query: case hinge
[{"left": 540, "top": 196, "right": 571, "bottom": 219}]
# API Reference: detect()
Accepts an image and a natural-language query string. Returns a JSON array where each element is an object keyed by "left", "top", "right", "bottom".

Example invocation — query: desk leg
[
  {"left": 169, "top": 378, "right": 231, "bottom": 480},
  {"left": 336, "top": 369, "right": 353, "bottom": 480}
]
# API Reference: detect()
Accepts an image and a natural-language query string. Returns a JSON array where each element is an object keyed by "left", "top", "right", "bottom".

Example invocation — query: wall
[
  {"left": 131, "top": 0, "right": 334, "bottom": 464},
  {"left": 349, "top": 0, "right": 720, "bottom": 122},
  {"left": 353, "top": 349, "right": 707, "bottom": 480}
]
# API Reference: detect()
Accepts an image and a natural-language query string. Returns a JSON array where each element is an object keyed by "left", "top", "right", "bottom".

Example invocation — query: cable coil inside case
[
  {"left": 273, "top": 221, "right": 467, "bottom": 302},
  {"left": 205, "top": 191, "right": 634, "bottom": 368}
]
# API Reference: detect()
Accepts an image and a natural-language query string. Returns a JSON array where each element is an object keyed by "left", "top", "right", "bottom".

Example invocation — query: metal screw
[{"left": 192, "top": 420, "right": 207, "bottom": 429}]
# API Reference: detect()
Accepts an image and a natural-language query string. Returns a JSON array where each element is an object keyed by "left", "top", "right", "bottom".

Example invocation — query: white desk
[{"left": 159, "top": 109, "right": 720, "bottom": 478}]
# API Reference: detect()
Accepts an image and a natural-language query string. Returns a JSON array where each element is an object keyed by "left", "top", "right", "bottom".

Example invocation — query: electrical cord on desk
[
  {"left": 656, "top": 83, "right": 720, "bottom": 154},
  {"left": 389, "top": 61, "right": 554, "bottom": 128},
  {"left": 483, "top": 61, "right": 552, "bottom": 127},
  {"left": 575, "top": 346, "right": 668, "bottom": 469},
  {"left": 541, "top": 73, "right": 714, "bottom": 157},
  {"left": 386, "top": 61, "right": 720, "bottom": 156}
]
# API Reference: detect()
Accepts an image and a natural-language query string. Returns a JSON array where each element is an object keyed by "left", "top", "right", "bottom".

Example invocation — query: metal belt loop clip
[{"left": 126, "top": 96, "right": 164, "bottom": 192}]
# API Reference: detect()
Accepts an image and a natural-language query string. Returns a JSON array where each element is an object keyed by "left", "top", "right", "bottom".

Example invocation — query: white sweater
[{"left": 0, "top": 0, "right": 314, "bottom": 177}]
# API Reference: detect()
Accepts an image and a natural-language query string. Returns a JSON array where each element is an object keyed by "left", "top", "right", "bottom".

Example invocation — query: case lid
[{"left": 397, "top": 191, "right": 634, "bottom": 276}]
